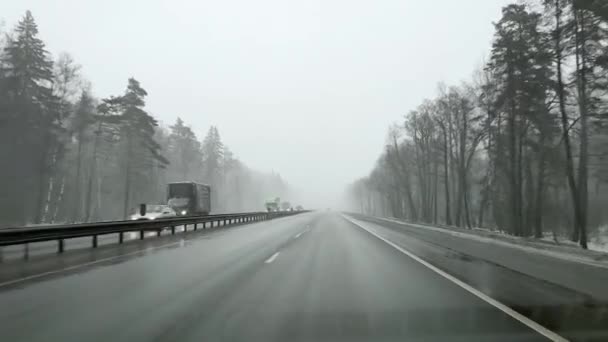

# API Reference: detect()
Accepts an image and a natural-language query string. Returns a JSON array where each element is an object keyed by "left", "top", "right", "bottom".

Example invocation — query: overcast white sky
[{"left": 1, "top": 0, "right": 511, "bottom": 208}]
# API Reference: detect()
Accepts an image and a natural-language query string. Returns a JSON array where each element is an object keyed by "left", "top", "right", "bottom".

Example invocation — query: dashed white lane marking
[
  {"left": 294, "top": 232, "right": 304, "bottom": 239},
  {"left": 0, "top": 241, "right": 182, "bottom": 288},
  {"left": 264, "top": 252, "right": 280, "bottom": 264},
  {"left": 342, "top": 215, "right": 568, "bottom": 342}
]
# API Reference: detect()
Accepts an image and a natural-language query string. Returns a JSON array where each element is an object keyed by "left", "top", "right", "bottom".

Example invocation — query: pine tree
[
  {"left": 0, "top": 10, "right": 59, "bottom": 224},
  {"left": 168, "top": 117, "right": 201, "bottom": 181},
  {"left": 117, "top": 78, "right": 168, "bottom": 218},
  {"left": 69, "top": 89, "right": 95, "bottom": 221},
  {"left": 486, "top": 4, "right": 553, "bottom": 236},
  {"left": 201, "top": 126, "right": 224, "bottom": 209}
]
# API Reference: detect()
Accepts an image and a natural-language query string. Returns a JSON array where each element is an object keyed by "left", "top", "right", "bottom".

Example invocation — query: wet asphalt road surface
[{"left": 0, "top": 212, "right": 596, "bottom": 341}]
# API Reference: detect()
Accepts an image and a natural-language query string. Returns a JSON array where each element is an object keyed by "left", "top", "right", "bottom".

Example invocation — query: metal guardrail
[{"left": 0, "top": 211, "right": 307, "bottom": 253}]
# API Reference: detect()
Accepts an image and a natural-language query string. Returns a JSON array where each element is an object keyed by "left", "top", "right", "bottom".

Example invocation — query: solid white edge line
[
  {"left": 265, "top": 252, "right": 280, "bottom": 264},
  {"left": 341, "top": 214, "right": 568, "bottom": 342},
  {"left": 0, "top": 241, "right": 182, "bottom": 288}
]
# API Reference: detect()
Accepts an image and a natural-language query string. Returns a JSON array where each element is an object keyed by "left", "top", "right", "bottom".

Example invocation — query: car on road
[{"left": 129, "top": 205, "right": 176, "bottom": 220}]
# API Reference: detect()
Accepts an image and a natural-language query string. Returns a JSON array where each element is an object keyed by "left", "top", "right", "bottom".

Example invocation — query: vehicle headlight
[
  {"left": 149, "top": 217, "right": 156, "bottom": 220},
  {"left": 181, "top": 210, "right": 187, "bottom": 215}
]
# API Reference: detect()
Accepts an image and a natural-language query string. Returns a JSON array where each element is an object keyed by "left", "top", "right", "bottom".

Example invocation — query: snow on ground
[
  {"left": 588, "top": 225, "right": 608, "bottom": 253},
  {"left": 538, "top": 226, "right": 608, "bottom": 253},
  {"left": 375, "top": 216, "right": 608, "bottom": 269}
]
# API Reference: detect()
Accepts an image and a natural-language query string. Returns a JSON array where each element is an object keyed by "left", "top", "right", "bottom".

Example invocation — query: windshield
[
  {"left": 1, "top": 2, "right": 607, "bottom": 341},
  {"left": 168, "top": 183, "right": 192, "bottom": 199},
  {"left": 168, "top": 197, "right": 189, "bottom": 208},
  {"left": 146, "top": 205, "right": 164, "bottom": 213}
]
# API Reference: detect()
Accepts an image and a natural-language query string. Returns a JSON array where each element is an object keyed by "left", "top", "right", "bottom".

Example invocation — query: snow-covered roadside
[
  {"left": 587, "top": 225, "right": 608, "bottom": 253},
  {"left": 539, "top": 231, "right": 608, "bottom": 254},
  {"left": 368, "top": 215, "right": 608, "bottom": 269}
]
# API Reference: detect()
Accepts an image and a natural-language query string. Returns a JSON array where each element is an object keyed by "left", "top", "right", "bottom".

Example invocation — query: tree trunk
[
  {"left": 84, "top": 125, "right": 102, "bottom": 222},
  {"left": 123, "top": 135, "right": 133, "bottom": 219},
  {"left": 478, "top": 184, "right": 488, "bottom": 228},
  {"left": 524, "top": 155, "right": 535, "bottom": 236},
  {"left": 41, "top": 145, "right": 60, "bottom": 223},
  {"left": 441, "top": 127, "right": 452, "bottom": 225},
  {"left": 34, "top": 131, "right": 52, "bottom": 224},
  {"left": 534, "top": 139, "right": 546, "bottom": 239},
  {"left": 413, "top": 127, "right": 430, "bottom": 222},
  {"left": 518, "top": 124, "right": 526, "bottom": 236},
  {"left": 456, "top": 107, "right": 468, "bottom": 228},
  {"left": 51, "top": 175, "right": 66, "bottom": 223},
  {"left": 574, "top": 8, "right": 589, "bottom": 249},
  {"left": 448, "top": 114, "right": 458, "bottom": 225},
  {"left": 507, "top": 91, "right": 520, "bottom": 236},
  {"left": 554, "top": 1, "right": 586, "bottom": 248},
  {"left": 433, "top": 156, "right": 439, "bottom": 224},
  {"left": 391, "top": 138, "right": 418, "bottom": 221},
  {"left": 463, "top": 181, "right": 472, "bottom": 229},
  {"left": 72, "top": 132, "right": 84, "bottom": 222}
]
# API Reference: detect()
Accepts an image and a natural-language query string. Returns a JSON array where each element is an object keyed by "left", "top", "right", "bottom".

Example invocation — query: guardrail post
[
  {"left": 92, "top": 235, "right": 98, "bottom": 248},
  {"left": 58, "top": 240, "right": 64, "bottom": 254},
  {"left": 119, "top": 232, "right": 124, "bottom": 244},
  {"left": 157, "top": 230, "right": 161, "bottom": 237},
  {"left": 194, "top": 223, "right": 197, "bottom": 231},
  {"left": 203, "top": 222, "right": 206, "bottom": 229},
  {"left": 171, "top": 226, "right": 175, "bottom": 235},
  {"left": 184, "top": 224, "right": 188, "bottom": 232},
  {"left": 140, "top": 230, "right": 144, "bottom": 240}
]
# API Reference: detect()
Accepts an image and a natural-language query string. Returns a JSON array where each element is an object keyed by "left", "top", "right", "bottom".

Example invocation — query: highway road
[{"left": 0, "top": 212, "right": 594, "bottom": 341}]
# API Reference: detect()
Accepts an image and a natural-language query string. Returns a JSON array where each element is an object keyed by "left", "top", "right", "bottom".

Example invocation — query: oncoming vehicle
[
  {"left": 129, "top": 204, "right": 175, "bottom": 220},
  {"left": 167, "top": 182, "right": 211, "bottom": 216}
]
